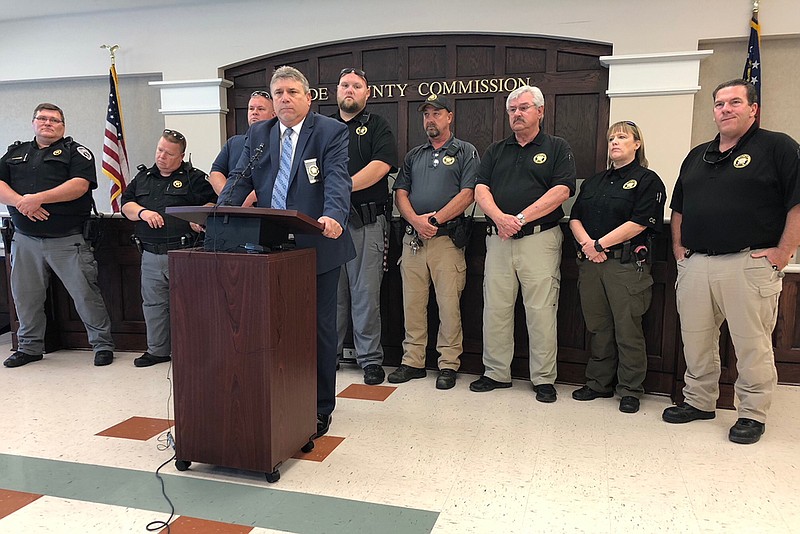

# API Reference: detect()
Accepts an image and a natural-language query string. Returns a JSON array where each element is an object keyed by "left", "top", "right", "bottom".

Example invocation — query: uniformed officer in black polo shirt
[
  {"left": 570, "top": 121, "right": 666, "bottom": 414},
  {"left": 333, "top": 68, "right": 398, "bottom": 385},
  {"left": 663, "top": 79, "right": 800, "bottom": 444},
  {"left": 121, "top": 129, "right": 216, "bottom": 367},
  {"left": 470, "top": 85, "right": 576, "bottom": 403},
  {"left": 0, "top": 103, "right": 115, "bottom": 368}
]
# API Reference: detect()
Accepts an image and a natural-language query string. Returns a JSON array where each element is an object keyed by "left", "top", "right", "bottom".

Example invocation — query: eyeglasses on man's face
[
  {"left": 34, "top": 116, "right": 64, "bottom": 124},
  {"left": 506, "top": 104, "right": 536, "bottom": 115}
]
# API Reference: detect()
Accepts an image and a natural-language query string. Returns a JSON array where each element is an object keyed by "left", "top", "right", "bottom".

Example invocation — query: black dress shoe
[
  {"left": 3, "top": 351, "right": 43, "bottom": 368},
  {"left": 534, "top": 383, "right": 557, "bottom": 403},
  {"left": 312, "top": 413, "right": 331, "bottom": 439},
  {"left": 387, "top": 364, "right": 426, "bottom": 383},
  {"left": 662, "top": 402, "right": 715, "bottom": 423},
  {"left": 619, "top": 396, "right": 640, "bottom": 414},
  {"left": 94, "top": 350, "right": 114, "bottom": 367},
  {"left": 469, "top": 375, "right": 512, "bottom": 392},
  {"left": 572, "top": 385, "right": 613, "bottom": 401},
  {"left": 436, "top": 369, "right": 457, "bottom": 390},
  {"left": 729, "top": 418, "right": 765, "bottom": 444},
  {"left": 363, "top": 364, "right": 385, "bottom": 385},
  {"left": 134, "top": 352, "right": 172, "bottom": 367}
]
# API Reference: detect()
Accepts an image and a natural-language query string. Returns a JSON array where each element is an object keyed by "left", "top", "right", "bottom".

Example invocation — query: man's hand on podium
[{"left": 319, "top": 216, "right": 343, "bottom": 239}]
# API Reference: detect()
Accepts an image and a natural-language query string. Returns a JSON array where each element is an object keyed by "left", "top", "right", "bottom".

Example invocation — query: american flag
[
  {"left": 102, "top": 64, "right": 130, "bottom": 212},
  {"left": 742, "top": 8, "right": 761, "bottom": 121}
]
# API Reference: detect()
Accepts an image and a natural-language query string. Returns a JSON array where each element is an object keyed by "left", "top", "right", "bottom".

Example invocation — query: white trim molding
[
  {"left": 600, "top": 51, "right": 714, "bottom": 97},
  {"left": 148, "top": 78, "right": 234, "bottom": 115}
]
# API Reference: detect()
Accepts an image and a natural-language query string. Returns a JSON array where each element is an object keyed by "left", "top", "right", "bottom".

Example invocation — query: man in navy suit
[{"left": 220, "top": 66, "right": 355, "bottom": 438}]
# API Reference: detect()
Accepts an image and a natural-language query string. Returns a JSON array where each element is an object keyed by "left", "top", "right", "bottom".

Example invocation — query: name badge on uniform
[{"left": 304, "top": 158, "right": 320, "bottom": 183}]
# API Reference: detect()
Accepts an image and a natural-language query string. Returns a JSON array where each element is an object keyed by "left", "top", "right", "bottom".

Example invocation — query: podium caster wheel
[
  {"left": 175, "top": 460, "right": 191, "bottom": 471},
  {"left": 266, "top": 469, "right": 280, "bottom": 483},
  {"left": 301, "top": 441, "right": 314, "bottom": 453}
]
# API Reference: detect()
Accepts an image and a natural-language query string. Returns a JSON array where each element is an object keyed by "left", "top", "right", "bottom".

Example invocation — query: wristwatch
[
  {"left": 594, "top": 240, "right": 604, "bottom": 252},
  {"left": 516, "top": 213, "right": 525, "bottom": 225},
  {"left": 428, "top": 215, "right": 439, "bottom": 227}
]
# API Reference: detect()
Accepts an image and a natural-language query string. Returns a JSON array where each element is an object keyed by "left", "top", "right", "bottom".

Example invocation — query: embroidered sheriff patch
[
  {"left": 623, "top": 180, "right": 638, "bottom": 189},
  {"left": 733, "top": 154, "right": 751, "bottom": 168}
]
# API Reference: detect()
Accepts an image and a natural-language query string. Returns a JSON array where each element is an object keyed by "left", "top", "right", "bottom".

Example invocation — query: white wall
[
  {"left": 0, "top": 0, "right": 798, "bottom": 214},
  {"left": 2, "top": 1, "right": 797, "bottom": 82}
]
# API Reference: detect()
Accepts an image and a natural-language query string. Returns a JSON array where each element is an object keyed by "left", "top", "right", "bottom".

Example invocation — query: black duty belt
[
  {"left": 689, "top": 244, "right": 772, "bottom": 257},
  {"left": 487, "top": 221, "right": 558, "bottom": 238},
  {"left": 141, "top": 242, "right": 192, "bottom": 255}
]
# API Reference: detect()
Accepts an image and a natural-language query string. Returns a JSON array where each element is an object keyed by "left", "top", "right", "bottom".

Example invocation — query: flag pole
[{"left": 100, "top": 44, "right": 130, "bottom": 213}]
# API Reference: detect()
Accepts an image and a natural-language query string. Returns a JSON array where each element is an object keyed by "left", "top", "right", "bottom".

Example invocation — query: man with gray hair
[
  {"left": 470, "top": 85, "right": 576, "bottom": 402},
  {"left": 221, "top": 66, "right": 354, "bottom": 438}
]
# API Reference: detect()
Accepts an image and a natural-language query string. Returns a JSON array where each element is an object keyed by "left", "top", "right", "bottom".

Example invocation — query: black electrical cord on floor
[
  {"left": 145, "top": 360, "right": 178, "bottom": 532},
  {"left": 145, "top": 453, "right": 177, "bottom": 532}
]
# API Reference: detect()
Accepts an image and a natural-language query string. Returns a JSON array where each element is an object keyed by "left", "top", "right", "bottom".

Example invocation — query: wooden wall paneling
[
  {"left": 455, "top": 45, "right": 493, "bottom": 77},
  {"left": 553, "top": 94, "right": 599, "bottom": 180},
  {"left": 318, "top": 52, "right": 355, "bottom": 84}
]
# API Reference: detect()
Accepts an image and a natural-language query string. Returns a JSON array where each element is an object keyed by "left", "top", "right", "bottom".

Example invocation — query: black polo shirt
[
  {"left": 476, "top": 131, "right": 576, "bottom": 224},
  {"left": 571, "top": 160, "right": 666, "bottom": 247},
  {"left": 332, "top": 108, "right": 398, "bottom": 206},
  {"left": 121, "top": 162, "right": 216, "bottom": 244},
  {"left": 671, "top": 124, "right": 800, "bottom": 252},
  {"left": 0, "top": 136, "right": 96, "bottom": 237}
]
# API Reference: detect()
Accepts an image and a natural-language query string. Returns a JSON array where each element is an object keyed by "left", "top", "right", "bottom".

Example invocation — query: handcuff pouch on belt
[
  {"left": 449, "top": 214, "right": 473, "bottom": 248},
  {"left": 349, "top": 201, "right": 386, "bottom": 229},
  {"left": 83, "top": 219, "right": 101, "bottom": 251}
]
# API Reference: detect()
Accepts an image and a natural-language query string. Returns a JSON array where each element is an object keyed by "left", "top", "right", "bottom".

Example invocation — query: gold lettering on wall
[{"left": 309, "top": 77, "right": 532, "bottom": 101}]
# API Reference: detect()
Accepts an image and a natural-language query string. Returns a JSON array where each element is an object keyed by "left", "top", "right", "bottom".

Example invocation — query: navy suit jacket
[{"left": 221, "top": 112, "right": 355, "bottom": 274}]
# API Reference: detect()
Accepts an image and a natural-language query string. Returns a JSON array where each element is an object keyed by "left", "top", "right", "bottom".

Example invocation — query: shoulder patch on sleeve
[{"left": 76, "top": 146, "right": 93, "bottom": 161}]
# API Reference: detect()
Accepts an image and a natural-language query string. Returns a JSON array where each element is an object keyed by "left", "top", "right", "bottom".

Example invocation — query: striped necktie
[{"left": 271, "top": 128, "right": 293, "bottom": 209}]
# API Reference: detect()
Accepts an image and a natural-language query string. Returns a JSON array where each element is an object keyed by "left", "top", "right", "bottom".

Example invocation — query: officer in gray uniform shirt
[{"left": 390, "top": 94, "right": 479, "bottom": 390}]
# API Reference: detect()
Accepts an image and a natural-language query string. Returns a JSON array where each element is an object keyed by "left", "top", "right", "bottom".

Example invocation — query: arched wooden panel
[{"left": 221, "top": 33, "right": 611, "bottom": 178}]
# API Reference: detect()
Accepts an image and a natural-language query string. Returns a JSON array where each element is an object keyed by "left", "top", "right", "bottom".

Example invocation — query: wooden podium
[{"left": 167, "top": 206, "right": 322, "bottom": 482}]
